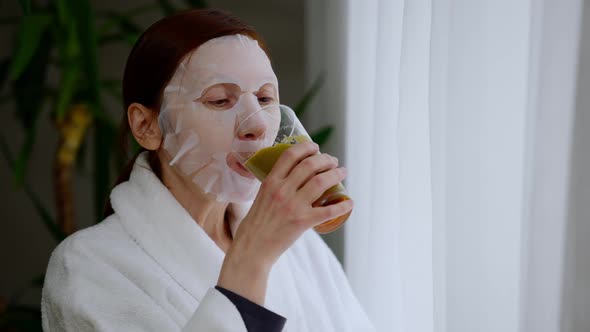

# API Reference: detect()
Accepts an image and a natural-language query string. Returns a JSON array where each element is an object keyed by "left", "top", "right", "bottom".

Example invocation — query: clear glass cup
[{"left": 232, "top": 104, "right": 351, "bottom": 234}]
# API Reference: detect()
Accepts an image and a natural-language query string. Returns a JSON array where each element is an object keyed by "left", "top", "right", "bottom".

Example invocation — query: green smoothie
[
  {"left": 243, "top": 138, "right": 351, "bottom": 234},
  {"left": 243, "top": 135, "right": 312, "bottom": 181}
]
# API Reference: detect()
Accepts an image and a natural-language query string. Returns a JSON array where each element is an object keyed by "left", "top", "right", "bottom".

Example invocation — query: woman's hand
[{"left": 217, "top": 141, "right": 353, "bottom": 304}]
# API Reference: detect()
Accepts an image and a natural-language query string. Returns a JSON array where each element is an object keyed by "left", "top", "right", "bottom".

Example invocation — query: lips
[{"left": 226, "top": 153, "right": 255, "bottom": 179}]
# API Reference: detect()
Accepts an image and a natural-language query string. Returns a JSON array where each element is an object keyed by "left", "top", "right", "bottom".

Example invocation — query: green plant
[
  {"left": 2, "top": 0, "right": 210, "bottom": 235},
  {"left": 0, "top": 1, "right": 208, "bottom": 330},
  {"left": 0, "top": 1, "right": 328, "bottom": 330}
]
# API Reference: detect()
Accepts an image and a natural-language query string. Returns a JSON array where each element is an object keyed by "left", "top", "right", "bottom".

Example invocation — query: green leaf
[
  {"left": 10, "top": 36, "right": 52, "bottom": 185},
  {"left": 157, "top": 0, "right": 178, "bottom": 15},
  {"left": 68, "top": 0, "right": 100, "bottom": 106},
  {"left": 110, "top": 12, "right": 142, "bottom": 35},
  {"left": 55, "top": 0, "right": 71, "bottom": 26},
  {"left": 12, "top": 29, "right": 52, "bottom": 129},
  {"left": 99, "top": 11, "right": 142, "bottom": 36},
  {"left": 0, "top": 134, "right": 65, "bottom": 242},
  {"left": 13, "top": 126, "right": 36, "bottom": 185},
  {"left": 9, "top": 14, "right": 52, "bottom": 81},
  {"left": 53, "top": 0, "right": 81, "bottom": 122},
  {"left": 0, "top": 132, "right": 15, "bottom": 166},
  {"left": 310, "top": 126, "right": 333, "bottom": 147},
  {"left": 10, "top": 30, "right": 52, "bottom": 184},
  {"left": 65, "top": 1, "right": 109, "bottom": 221},
  {"left": 184, "top": 0, "right": 208, "bottom": 8},
  {"left": 71, "top": 81, "right": 102, "bottom": 116},
  {"left": 124, "top": 33, "right": 140, "bottom": 46},
  {"left": 55, "top": 61, "right": 80, "bottom": 120},
  {"left": 294, "top": 74, "right": 324, "bottom": 117},
  {"left": 17, "top": 0, "right": 31, "bottom": 15},
  {"left": 23, "top": 183, "right": 67, "bottom": 241},
  {"left": 98, "top": 33, "right": 139, "bottom": 46},
  {"left": 94, "top": 121, "right": 115, "bottom": 222},
  {"left": 0, "top": 57, "right": 11, "bottom": 90}
]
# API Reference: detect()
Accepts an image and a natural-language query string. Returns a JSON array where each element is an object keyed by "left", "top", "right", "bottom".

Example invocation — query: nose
[{"left": 237, "top": 112, "right": 267, "bottom": 140}]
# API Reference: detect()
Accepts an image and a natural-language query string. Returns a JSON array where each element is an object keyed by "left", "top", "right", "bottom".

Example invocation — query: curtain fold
[
  {"left": 306, "top": 0, "right": 584, "bottom": 331},
  {"left": 344, "top": 1, "right": 434, "bottom": 331}
]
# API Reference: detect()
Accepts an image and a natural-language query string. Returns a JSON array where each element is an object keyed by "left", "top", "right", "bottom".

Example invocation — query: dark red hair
[{"left": 104, "top": 9, "right": 269, "bottom": 217}]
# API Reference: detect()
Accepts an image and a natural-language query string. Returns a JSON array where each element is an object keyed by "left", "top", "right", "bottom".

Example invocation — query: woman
[{"left": 42, "top": 9, "right": 374, "bottom": 332}]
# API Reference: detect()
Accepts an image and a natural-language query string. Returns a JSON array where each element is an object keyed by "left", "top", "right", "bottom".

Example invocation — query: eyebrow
[
  {"left": 206, "top": 73, "right": 276, "bottom": 83},
  {"left": 198, "top": 81, "right": 277, "bottom": 98},
  {"left": 256, "top": 83, "right": 277, "bottom": 93}
]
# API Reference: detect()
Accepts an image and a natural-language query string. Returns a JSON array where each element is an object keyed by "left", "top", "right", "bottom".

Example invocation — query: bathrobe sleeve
[{"left": 41, "top": 236, "right": 248, "bottom": 331}]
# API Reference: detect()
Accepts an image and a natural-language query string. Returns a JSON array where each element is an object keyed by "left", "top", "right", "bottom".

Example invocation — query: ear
[{"left": 128, "top": 103, "right": 162, "bottom": 150}]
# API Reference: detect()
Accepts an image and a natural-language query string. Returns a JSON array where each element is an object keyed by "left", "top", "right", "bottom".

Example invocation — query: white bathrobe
[{"left": 41, "top": 152, "right": 375, "bottom": 331}]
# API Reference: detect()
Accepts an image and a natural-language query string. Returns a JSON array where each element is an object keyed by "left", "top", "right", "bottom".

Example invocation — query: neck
[{"left": 158, "top": 152, "right": 233, "bottom": 252}]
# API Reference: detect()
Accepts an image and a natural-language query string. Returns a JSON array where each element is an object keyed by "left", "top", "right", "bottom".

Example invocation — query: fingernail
[{"left": 340, "top": 167, "right": 347, "bottom": 175}]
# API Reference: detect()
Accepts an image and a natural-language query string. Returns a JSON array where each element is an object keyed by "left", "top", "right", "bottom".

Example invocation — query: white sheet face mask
[{"left": 158, "top": 34, "right": 280, "bottom": 203}]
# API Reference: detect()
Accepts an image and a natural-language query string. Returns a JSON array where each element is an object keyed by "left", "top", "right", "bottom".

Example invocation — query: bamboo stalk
[{"left": 54, "top": 104, "right": 92, "bottom": 235}]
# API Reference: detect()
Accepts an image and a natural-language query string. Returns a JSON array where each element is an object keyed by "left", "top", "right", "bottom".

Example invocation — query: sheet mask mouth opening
[{"left": 226, "top": 153, "right": 255, "bottom": 179}]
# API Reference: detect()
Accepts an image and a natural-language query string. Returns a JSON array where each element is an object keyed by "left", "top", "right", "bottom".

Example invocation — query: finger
[
  {"left": 298, "top": 167, "right": 347, "bottom": 203},
  {"left": 268, "top": 141, "right": 319, "bottom": 179},
  {"left": 308, "top": 199, "right": 354, "bottom": 227},
  {"left": 286, "top": 153, "right": 338, "bottom": 191}
]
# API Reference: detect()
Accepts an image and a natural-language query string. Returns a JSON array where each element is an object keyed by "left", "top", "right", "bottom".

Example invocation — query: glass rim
[{"left": 233, "top": 103, "right": 293, "bottom": 135}]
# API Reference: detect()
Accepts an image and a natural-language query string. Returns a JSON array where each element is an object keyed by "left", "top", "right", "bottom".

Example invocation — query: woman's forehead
[{"left": 184, "top": 35, "right": 277, "bottom": 84}]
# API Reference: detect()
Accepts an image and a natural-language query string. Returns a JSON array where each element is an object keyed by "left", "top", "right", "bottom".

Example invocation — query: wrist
[{"left": 217, "top": 247, "right": 272, "bottom": 305}]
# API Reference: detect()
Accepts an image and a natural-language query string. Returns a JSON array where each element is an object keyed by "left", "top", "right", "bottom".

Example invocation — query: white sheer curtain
[
  {"left": 344, "top": 1, "right": 434, "bottom": 331},
  {"left": 344, "top": 1, "right": 435, "bottom": 331},
  {"left": 306, "top": 0, "right": 584, "bottom": 331}
]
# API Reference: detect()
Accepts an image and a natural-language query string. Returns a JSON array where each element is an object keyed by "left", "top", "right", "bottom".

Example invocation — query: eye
[
  {"left": 258, "top": 96, "right": 274, "bottom": 104},
  {"left": 197, "top": 83, "right": 240, "bottom": 110},
  {"left": 207, "top": 99, "right": 230, "bottom": 107}
]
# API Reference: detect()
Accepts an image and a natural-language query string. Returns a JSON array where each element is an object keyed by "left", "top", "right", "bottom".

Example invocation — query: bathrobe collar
[{"left": 110, "top": 151, "right": 247, "bottom": 302}]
